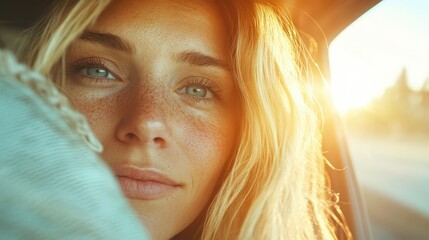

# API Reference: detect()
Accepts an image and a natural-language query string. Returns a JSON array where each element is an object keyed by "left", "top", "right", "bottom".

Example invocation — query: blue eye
[
  {"left": 178, "top": 85, "right": 213, "bottom": 99},
  {"left": 176, "top": 77, "right": 220, "bottom": 106},
  {"left": 79, "top": 67, "right": 115, "bottom": 79},
  {"left": 186, "top": 86, "right": 208, "bottom": 98}
]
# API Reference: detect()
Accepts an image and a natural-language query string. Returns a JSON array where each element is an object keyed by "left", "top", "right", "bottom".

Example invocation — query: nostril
[
  {"left": 115, "top": 119, "right": 168, "bottom": 146},
  {"left": 125, "top": 132, "right": 138, "bottom": 141},
  {"left": 153, "top": 137, "right": 166, "bottom": 147}
]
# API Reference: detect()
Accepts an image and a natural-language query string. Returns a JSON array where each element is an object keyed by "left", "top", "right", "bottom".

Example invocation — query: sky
[{"left": 329, "top": 0, "right": 429, "bottom": 113}]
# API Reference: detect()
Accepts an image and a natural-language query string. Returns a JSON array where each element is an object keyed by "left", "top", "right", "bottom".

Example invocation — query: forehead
[
  {"left": 88, "top": 0, "right": 228, "bottom": 59},
  {"left": 93, "top": 0, "right": 223, "bottom": 32}
]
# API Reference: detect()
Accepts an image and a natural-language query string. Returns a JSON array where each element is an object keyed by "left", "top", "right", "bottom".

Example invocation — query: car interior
[
  {"left": 289, "top": 1, "right": 381, "bottom": 239},
  {"left": 3, "top": 0, "right": 423, "bottom": 239}
]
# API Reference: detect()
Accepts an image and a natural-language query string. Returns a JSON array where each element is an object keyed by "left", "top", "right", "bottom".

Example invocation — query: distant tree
[{"left": 344, "top": 68, "right": 429, "bottom": 136}]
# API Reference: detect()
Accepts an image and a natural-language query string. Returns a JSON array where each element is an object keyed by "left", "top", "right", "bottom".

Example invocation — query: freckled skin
[{"left": 63, "top": 0, "right": 239, "bottom": 239}]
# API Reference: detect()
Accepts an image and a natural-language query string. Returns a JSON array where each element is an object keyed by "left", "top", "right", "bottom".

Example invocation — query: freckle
[
  {"left": 72, "top": 93, "right": 122, "bottom": 140},
  {"left": 181, "top": 111, "right": 224, "bottom": 163},
  {"left": 132, "top": 79, "right": 166, "bottom": 115}
]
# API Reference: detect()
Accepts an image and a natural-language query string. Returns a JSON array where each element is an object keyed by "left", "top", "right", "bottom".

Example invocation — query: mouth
[{"left": 114, "top": 166, "right": 181, "bottom": 200}]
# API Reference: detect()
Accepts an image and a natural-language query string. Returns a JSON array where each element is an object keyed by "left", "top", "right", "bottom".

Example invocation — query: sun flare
[
  {"left": 329, "top": 83, "right": 376, "bottom": 114},
  {"left": 328, "top": 0, "right": 429, "bottom": 115}
]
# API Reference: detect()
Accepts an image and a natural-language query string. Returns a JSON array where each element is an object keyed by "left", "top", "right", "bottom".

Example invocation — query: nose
[
  {"left": 116, "top": 118, "right": 168, "bottom": 148},
  {"left": 115, "top": 98, "right": 169, "bottom": 148}
]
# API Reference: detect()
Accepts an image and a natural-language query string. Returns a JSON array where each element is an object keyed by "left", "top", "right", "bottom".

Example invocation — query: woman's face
[{"left": 64, "top": 0, "right": 238, "bottom": 238}]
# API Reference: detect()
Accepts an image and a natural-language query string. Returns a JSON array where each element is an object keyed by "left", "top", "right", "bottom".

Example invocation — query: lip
[{"left": 113, "top": 166, "right": 181, "bottom": 200}]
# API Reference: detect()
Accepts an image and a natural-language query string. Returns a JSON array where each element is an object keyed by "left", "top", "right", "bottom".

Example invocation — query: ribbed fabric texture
[{"left": 0, "top": 51, "right": 149, "bottom": 239}]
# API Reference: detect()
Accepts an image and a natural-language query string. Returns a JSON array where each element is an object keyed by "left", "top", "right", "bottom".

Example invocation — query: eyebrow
[
  {"left": 79, "top": 31, "right": 135, "bottom": 53},
  {"left": 79, "top": 32, "right": 228, "bottom": 70},
  {"left": 175, "top": 51, "right": 229, "bottom": 71}
]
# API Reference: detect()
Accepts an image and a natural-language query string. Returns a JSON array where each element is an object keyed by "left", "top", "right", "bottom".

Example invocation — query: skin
[{"left": 63, "top": 0, "right": 239, "bottom": 239}]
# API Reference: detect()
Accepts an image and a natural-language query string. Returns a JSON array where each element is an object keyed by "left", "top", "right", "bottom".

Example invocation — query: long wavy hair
[{"left": 19, "top": 0, "right": 349, "bottom": 239}]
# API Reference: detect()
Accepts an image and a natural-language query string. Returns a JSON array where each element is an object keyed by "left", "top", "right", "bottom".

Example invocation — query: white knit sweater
[{"left": 0, "top": 50, "right": 148, "bottom": 239}]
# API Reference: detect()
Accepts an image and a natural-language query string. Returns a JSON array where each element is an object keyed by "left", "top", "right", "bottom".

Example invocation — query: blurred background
[{"left": 329, "top": 0, "right": 429, "bottom": 239}]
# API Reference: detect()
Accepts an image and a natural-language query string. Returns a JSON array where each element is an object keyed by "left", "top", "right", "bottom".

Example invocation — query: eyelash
[
  {"left": 68, "top": 58, "right": 222, "bottom": 105},
  {"left": 69, "top": 58, "right": 119, "bottom": 84},
  {"left": 178, "top": 77, "right": 221, "bottom": 104}
]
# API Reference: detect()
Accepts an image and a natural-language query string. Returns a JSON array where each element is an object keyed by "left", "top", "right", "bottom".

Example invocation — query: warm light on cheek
[{"left": 182, "top": 115, "right": 227, "bottom": 157}]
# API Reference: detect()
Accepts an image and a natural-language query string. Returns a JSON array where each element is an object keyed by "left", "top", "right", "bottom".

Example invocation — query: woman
[{"left": 19, "top": 0, "right": 348, "bottom": 239}]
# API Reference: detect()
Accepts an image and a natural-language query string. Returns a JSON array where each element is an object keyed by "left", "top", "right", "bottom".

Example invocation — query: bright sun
[
  {"left": 328, "top": 55, "right": 389, "bottom": 114},
  {"left": 329, "top": 83, "right": 376, "bottom": 114},
  {"left": 328, "top": 0, "right": 429, "bottom": 115}
]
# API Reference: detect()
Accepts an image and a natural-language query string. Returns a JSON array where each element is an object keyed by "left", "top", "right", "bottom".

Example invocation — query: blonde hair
[{"left": 19, "top": 0, "right": 349, "bottom": 239}]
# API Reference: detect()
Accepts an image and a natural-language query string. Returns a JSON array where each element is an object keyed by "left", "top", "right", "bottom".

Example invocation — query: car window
[{"left": 329, "top": 0, "right": 429, "bottom": 239}]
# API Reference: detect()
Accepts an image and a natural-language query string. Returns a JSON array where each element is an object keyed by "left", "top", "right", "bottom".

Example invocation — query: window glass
[{"left": 329, "top": 0, "right": 429, "bottom": 239}]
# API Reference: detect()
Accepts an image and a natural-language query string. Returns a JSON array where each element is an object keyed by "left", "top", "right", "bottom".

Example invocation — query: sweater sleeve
[{"left": 0, "top": 51, "right": 149, "bottom": 240}]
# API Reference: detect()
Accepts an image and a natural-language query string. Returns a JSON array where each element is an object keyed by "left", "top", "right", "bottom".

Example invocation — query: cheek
[
  {"left": 180, "top": 110, "right": 236, "bottom": 184},
  {"left": 71, "top": 96, "right": 120, "bottom": 142},
  {"left": 183, "top": 117, "right": 220, "bottom": 161}
]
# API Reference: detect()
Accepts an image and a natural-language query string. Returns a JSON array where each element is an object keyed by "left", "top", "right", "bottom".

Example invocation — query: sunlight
[
  {"left": 330, "top": 83, "right": 375, "bottom": 114},
  {"left": 328, "top": 0, "right": 429, "bottom": 114}
]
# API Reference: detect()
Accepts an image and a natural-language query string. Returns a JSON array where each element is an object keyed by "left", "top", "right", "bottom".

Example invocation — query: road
[{"left": 347, "top": 135, "right": 429, "bottom": 240}]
